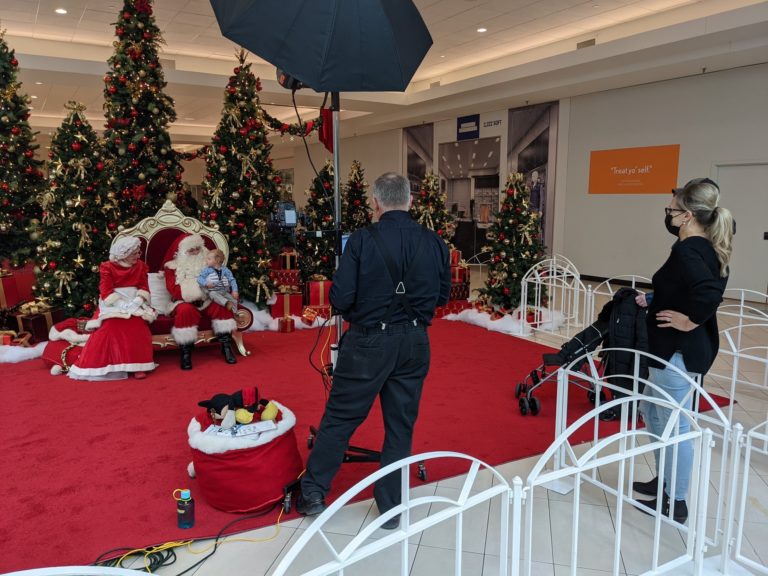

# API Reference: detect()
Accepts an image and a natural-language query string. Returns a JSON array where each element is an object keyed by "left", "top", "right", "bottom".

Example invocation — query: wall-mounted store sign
[
  {"left": 589, "top": 144, "right": 680, "bottom": 194},
  {"left": 457, "top": 114, "right": 480, "bottom": 141}
]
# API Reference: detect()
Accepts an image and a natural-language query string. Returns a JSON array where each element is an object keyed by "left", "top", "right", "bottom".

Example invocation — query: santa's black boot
[
  {"left": 218, "top": 334, "right": 237, "bottom": 364},
  {"left": 180, "top": 344, "right": 194, "bottom": 370}
]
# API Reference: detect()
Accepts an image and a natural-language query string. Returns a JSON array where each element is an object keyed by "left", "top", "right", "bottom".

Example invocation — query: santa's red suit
[
  {"left": 69, "top": 257, "right": 157, "bottom": 380},
  {"left": 163, "top": 233, "right": 237, "bottom": 368}
]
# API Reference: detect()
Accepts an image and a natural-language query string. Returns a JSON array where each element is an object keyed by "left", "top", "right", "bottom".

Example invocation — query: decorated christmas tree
[
  {"left": 200, "top": 51, "right": 280, "bottom": 308},
  {"left": 102, "top": 0, "right": 183, "bottom": 226},
  {"left": 342, "top": 160, "right": 371, "bottom": 232},
  {"left": 296, "top": 161, "right": 336, "bottom": 281},
  {"left": 410, "top": 171, "right": 455, "bottom": 242},
  {"left": 477, "top": 173, "right": 546, "bottom": 312},
  {"left": 0, "top": 31, "right": 45, "bottom": 266},
  {"left": 35, "top": 102, "right": 118, "bottom": 316}
]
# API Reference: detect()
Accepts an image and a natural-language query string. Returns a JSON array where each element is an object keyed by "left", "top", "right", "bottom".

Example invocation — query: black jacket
[
  {"left": 647, "top": 236, "right": 727, "bottom": 374},
  {"left": 602, "top": 287, "right": 649, "bottom": 391},
  {"left": 330, "top": 210, "right": 451, "bottom": 327}
]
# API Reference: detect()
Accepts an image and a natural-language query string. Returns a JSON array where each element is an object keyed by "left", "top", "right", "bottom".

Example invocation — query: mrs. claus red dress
[{"left": 68, "top": 260, "right": 157, "bottom": 380}]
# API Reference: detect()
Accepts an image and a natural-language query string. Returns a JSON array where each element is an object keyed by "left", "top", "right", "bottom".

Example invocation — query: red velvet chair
[{"left": 110, "top": 200, "right": 253, "bottom": 356}]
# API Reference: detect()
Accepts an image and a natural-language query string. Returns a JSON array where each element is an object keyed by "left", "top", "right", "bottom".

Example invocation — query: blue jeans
[{"left": 642, "top": 352, "right": 697, "bottom": 501}]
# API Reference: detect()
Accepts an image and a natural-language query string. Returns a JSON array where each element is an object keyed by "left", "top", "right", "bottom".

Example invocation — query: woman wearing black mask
[{"left": 632, "top": 177, "right": 734, "bottom": 524}]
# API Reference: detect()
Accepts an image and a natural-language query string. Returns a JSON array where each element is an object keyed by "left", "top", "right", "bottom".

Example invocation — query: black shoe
[
  {"left": 296, "top": 492, "right": 326, "bottom": 516},
  {"left": 635, "top": 494, "right": 688, "bottom": 523},
  {"left": 218, "top": 334, "right": 237, "bottom": 364},
  {"left": 633, "top": 476, "right": 660, "bottom": 496},
  {"left": 380, "top": 514, "right": 401, "bottom": 530},
  {"left": 599, "top": 407, "right": 619, "bottom": 421},
  {"left": 180, "top": 344, "right": 193, "bottom": 370}
]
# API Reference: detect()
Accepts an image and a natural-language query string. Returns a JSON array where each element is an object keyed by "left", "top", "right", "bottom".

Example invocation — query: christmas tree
[
  {"left": 102, "top": 0, "right": 183, "bottom": 226},
  {"left": 35, "top": 102, "right": 118, "bottom": 316},
  {"left": 477, "top": 173, "right": 546, "bottom": 311},
  {"left": 0, "top": 31, "right": 45, "bottom": 266},
  {"left": 342, "top": 160, "right": 371, "bottom": 232},
  {"left": 200, "top": 51, "right": 280, "bottom": 308},
  {"left": 296, "top": 161, "right": 336, "bottom": 281},
  {"left": 410, "top": 171, "right": 455, "bottom": 242}
]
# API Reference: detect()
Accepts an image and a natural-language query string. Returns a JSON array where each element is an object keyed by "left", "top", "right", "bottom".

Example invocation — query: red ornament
[
  {"left": 503, "top": 287, "right": 510, "bottom": 296},
  {"left": 127, "top": 143, "right": 137, "bottom": 153},
  {"left": 48, "top": 151, "right": 54, "bottom": 159},
  {"left": 24, "top": 149, "right": 34, "bottom": 158},
  {"left": 141, "top": 136, "right": 149, "bottom": 144},
  {"left": 116, "top": 27, "right": 125, "bottom": 36},
  {"left": 255, "top": 198, "right": 264, "bottom": 207},
  {"left": 11, "top": 127, "right": 20, "bottom": 136},
  {"left": 239, "top": 127, "right": 248, "bottom": 136},
  {"left": 131, "top": 159, "right": 139, "bottom": 168},
  {"left": 85, "top": 186, "right": 94, "bottom": 193},
  {"left": 48, "top": 261, "right": 57, "bottom": 270},
  {"left": 108, "top": 222, "right": 117, "bottom": 230},
  {"left": 108, "top": 85, "right": 117, "bottom": 94},
  {"left": 142, "top": 31, "right": 152, "bottom": 40},
  {"left": 230, "top": 230, "right": 238, "bottom": 236},
  {"left": 123, "top": 11, "right": 132, "bottom": 20},
  {"left": 437, "top": 229, "right": 444, "bottom": 236},
  {"left": 227, "top": 86, "right": 236, "bottom": 95},
  {"left": 71, "top": 142, "right": 82, "bottom": 152},
  {"left": 240, "top": 255, "right": 249, "bottom": 263},
  {"left": 83, "top": 303, "right": 93, "bottom": 312},
  {"left": 24, "top": 166, "right": 33, "bottom": 174},
  {"left": 96, "top": 161, "right": 105, "bottom": 171},
  {"left": 10, "top": 58, "right": 18, "bottom": 67},
  {"left": 233, "top": 67, "right": 240, "bottom": 74},
  {"left": 353, "top": 199, "right": 360, "bottom": 206},
  {"left": 210, "top": 211, "right": 218, "bottom": 220},
  {"left": 237, "top": 222, "right": 245, "bottom": 229},
  {"left": 119, "top": 75, "right": 127, "bottom": 84},
  {"left": 218, "top": 145, "right": 228, "bottom": 154}
]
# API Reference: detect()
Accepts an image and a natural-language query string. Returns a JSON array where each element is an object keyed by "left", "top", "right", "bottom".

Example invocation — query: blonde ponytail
[{"left": 675, "top": 178, "right": 733, "bottom": 277}]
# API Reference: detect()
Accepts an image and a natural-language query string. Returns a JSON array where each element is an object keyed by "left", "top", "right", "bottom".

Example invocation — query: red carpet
[{"left": 0, "top": 321, "right": 728, "bottom": 572}]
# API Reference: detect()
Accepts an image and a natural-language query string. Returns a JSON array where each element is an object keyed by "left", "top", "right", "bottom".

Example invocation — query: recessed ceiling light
[
  {"left": 31, "top": 95, "right": 38, "bottom": 99},
  {"left": 477, "top": 27, "right": 487, "bottom": 33},
  {"left": 440, "top": 55, "right": 445, "bottom": 58},
  {"left": 55, "top": 8, "right": 68, "bottom": 14},
  {"left": 183, "top": 117, "right": 195, "bottom": 121},
  {"left": 35, "top": 81, "right": 43, "bottom": 85}
]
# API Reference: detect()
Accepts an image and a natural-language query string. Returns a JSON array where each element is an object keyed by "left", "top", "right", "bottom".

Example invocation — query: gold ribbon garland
[
  {"left": 20, "top": 299, "right": 52, "bottom": 315},
  {"left": 249, "top": 274, "right": 274, "bottom": 303}
]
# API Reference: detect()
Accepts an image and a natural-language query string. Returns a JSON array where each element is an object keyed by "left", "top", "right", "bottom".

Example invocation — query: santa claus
[{"left": 164, "top": 233, "right": 238, "bottom": 369}]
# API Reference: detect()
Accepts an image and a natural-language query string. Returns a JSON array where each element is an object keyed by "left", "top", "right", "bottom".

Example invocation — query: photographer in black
[{"left": 298, "top": 172, "right": 451, "bottom": 529}]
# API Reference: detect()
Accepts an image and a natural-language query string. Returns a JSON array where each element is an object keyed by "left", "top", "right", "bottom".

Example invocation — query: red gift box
[
  {"left": 449, "top": 249, "right": 462, "bottom": 266},
  {"left": 449, "top": 282, "right": 469, "bottom": 301},
  {"left": 269, "top": 269, "right": 302, "bottom": 289},
  {"left": 305, "top": 279, "right": 332, "bottom": 307},
  {"left": 271, "top": 293, "right": 303, "bottom": 319},
  {"left": 279, "top": 249, "right": 299, "bottom": 270},
  {"left": 451, "top": 265, "right": 469, "bottom": 284},
  {"left": 0, "top": 273, "right": 21, "bottom": 309},
  {"left": 278, "top": 317, "right": 295, "bottom": 333},
  {"left": 517, "top": 307, "right": 542, "bottom": 328},
  {"left": 17, "top": 308, "right": 65, "bottom": 344},
  {"left": 11, "top": 262, "right": 36, "bottom": 303}
]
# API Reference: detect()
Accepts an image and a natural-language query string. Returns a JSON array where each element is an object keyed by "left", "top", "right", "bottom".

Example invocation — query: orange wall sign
[{"left": 588, "top": 144, "right": 680, "bottom": 194}]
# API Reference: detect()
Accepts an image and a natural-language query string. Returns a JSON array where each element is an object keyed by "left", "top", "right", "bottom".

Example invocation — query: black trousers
[{"left": 301, "top": 322, "right": 431, "bottom": 513}]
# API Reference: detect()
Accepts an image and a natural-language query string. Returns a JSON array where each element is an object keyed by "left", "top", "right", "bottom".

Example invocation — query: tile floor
[{"left": 135, "top": 274, "right": 767, "bottom": 576}]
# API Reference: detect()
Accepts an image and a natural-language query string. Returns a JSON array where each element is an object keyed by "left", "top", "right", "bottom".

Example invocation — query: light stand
[{"left": 331, "top": 92, "right": 343, "bottom": 362}]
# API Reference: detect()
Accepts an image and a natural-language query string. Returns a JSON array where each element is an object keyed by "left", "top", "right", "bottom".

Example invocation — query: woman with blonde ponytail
[{"left": 632, "top": 177, "right": 733, "bottom": 524}]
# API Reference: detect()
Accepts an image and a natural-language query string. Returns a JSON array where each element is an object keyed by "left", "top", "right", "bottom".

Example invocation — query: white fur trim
[
  {"left": 48, "top": 326, "right": 90, "bottom": 344},
  {"left": 187, "top": 462, "right": 196, "bottom": 478},
  {"left": 103, "top": 292, "right": 121, "bottom": 306},
  {"left": 51, "top": 365, "right": 63, "bottom": 375},
  {"left": 136, "top": 289, "right": 150, "bottom": 302},
  {"left": 172, "top": 325, "right": 198, "bottom": 345},
  {"left": 187, "top": 401, "right": 296, "bottom": 455},
  {"left": 67, "top": 361, "right": 157, "bottom": 380},
  {"left": 212, "top": 318, "right": 237, "bottom": 334}
]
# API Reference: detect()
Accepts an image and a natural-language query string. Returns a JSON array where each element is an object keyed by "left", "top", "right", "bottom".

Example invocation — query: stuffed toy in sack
[
  {"left": 42, "top": 318, "right": 90, "bottom": 375},
  {"left": 197, "top": 388, "right": 279, "bottom": 430}
]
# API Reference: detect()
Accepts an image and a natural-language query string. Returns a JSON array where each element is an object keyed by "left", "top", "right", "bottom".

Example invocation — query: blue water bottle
[{"left": 174, "top": 488, "right": 195, "bottom": 529}]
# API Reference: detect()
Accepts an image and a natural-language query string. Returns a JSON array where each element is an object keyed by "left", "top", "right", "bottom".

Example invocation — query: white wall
[{"left": 558, "top": 63, "right": 768, "bottom": 280}]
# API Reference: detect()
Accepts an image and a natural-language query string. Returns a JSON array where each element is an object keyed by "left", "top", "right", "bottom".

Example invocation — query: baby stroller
[{"left": 515, "top": 287, "right": 647, "bottom": 417}]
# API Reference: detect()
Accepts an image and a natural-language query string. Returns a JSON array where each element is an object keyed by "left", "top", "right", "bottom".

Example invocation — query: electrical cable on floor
[{"left": 91, "top": 502, "right": 282, "bottom": 574}]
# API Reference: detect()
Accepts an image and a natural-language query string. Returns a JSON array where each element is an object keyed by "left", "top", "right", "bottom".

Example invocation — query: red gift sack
[{"left": 187, "top": 400, "right": 303, "bottom": 513}]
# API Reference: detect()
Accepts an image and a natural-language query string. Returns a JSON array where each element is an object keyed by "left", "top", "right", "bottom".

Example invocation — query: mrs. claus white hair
[{"left": 109, "top": 236, "right": 141, "bottom": 263}]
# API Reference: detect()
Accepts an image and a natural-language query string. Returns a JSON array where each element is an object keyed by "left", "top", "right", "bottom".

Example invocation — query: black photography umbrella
[{"left": 210, "top": 0, "right": 433, "bottom": 341}]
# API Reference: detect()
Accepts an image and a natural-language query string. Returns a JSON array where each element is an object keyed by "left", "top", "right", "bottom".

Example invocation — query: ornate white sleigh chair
[{"left": 111, "top": 200, "right": 253, "bottom": 356}]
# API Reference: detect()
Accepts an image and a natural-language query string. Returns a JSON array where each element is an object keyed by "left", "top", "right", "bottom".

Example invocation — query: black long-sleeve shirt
[
  {"left": 330, "top": 210, "right": 451, "bottom": 327},
  {"left": 647, "top": 236, "right": 728, "bottom": 374}
]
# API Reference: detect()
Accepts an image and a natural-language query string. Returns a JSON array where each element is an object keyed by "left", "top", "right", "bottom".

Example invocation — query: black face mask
[{"left": 664, "top": 214, "right": 680, "bottom": 237}]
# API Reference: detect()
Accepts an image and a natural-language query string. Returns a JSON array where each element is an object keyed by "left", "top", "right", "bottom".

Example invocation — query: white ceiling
[{"left": 2, "top": 0, "right": 768, "bottom": 154}]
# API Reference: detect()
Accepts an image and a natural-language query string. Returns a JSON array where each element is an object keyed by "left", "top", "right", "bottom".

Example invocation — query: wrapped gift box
[
  {"left": 11, "top": 262, "right": 36, "bottom": 303},
  {"left": 449, "top": 282, "right": 470, "bottom": 301},
  {"left": 279, "top": 249, "right": 299, "bottom": 270},
  {"left": 516, "top": 308, "right": 543, "bottom": 328},
  {"left": 270, "top": 292, "right": 303, "bottom": 319},
  {"left": 449, "top": 248, "right": 462, "bottom": 266},
  {"left": 0, "top": 272, "right": 21, "bottom": 309},
  {"left": 16, "top": 308, "right": 66, "bottom": 343},
  {"left": 305, "top": 279, "right": 332, "bottom": 307},
  {"left": 269, "top": 269, "right": 302, "bottom": 289},
  {"left": 451, "top": 265, "right": 469, "bottom": 284},
  {"left": 278, "top": 317, "right": 295, "bottom": 333}
]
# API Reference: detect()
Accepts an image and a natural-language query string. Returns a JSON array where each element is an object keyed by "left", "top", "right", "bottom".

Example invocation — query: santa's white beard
[{"left": 174, "top": 250, "right": 207, "bottom": 302}]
